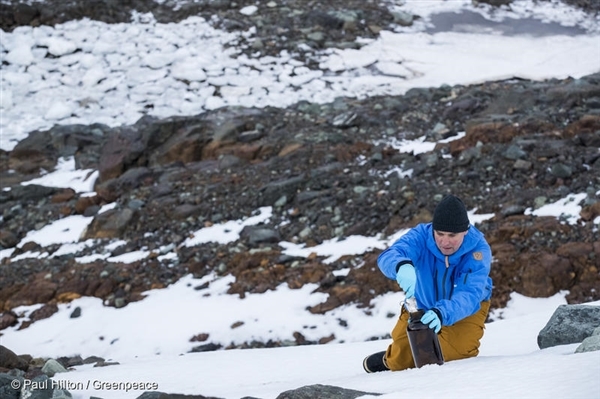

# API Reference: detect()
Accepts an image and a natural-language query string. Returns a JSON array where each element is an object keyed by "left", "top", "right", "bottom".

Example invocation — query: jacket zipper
[
  {"left": 433, "top": 269, "right": 439, "bottom": 301},
  {"left": 442, "top": 256, "right": 450, "bottom": 299}
]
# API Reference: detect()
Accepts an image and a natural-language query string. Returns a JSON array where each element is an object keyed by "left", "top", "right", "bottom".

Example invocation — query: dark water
[{"left": 426, "top": 10, "right": 588, "bottom": 36}]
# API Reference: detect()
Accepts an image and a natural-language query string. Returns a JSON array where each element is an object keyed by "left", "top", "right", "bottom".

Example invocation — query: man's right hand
[{"left": 396, "top": 263, "right": 416, "bottom": 298}]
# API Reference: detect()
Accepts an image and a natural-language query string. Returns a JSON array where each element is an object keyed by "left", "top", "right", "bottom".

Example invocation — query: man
[{"left": 363, "top": 194, "right": 493, "bottom": 372}]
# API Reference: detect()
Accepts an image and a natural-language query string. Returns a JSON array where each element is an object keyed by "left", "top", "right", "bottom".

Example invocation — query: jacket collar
[{"left": 425, "top": 222, "right": 477, "bottom": 263}]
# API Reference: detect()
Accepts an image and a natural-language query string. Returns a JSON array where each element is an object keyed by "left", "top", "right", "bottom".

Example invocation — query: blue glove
[
  {"left": 421, "top": 310, "right": 442, "bottom": 333},
  {"left": 395, "top": 263, "right": 416, "bottom": 299}
]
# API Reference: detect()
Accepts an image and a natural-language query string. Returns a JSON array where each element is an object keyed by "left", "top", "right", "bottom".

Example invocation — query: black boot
[{"left": 363, "top": 351, "right": 390, "bottom": 373}]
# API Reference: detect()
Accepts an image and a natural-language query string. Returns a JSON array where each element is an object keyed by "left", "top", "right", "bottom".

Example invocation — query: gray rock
[
  {"left": 274, "top": 195, "right": 288, "bottom": 208},
  {"left": 474, "top": 0, "right": 514, "bottom": 7},
  {"left": 0, "top": 313, "right": 18, "bottom": 330},
  {"left": 69, "top": 307, "right": 81, "bottom": 318},
  {"left": 331, "top": 112, "right": 359, "bottom": 128},
  {"left": 114, "top": 297, "right": 127, "bottom": 308},
  {"left": 8, "top": 130, "right": 56, "bottom": 174},
  {"left": 56, "top": 355, "right": 83, "bottom": 368},
  {"left": 0, "top": 229, "right": 19, "bottom": 249},
  {"left": 0, "top": 373, "right": 21, "bottom": 399},
  {"left": 22, "top": 374, "right": 53, "bottom": 399},
  {"left": 51, "top": 389, "right": 74, "bottom": 399},
  {"left": 128, "top": 199, "right": 146, "bottom": 210},
  {"left": 82, "top": 356, "right": 105, "bottom": 365},
  {"left": 238, "top": 130, "right": 263, "bottom": 143},
  {"left": 456, "top": 146, "right": 481, "bottom": 166},
  {"left": 170, "top": 204, "right": 202, "bottom": 220},
  {"left": 391, "top": 10, "right": 414, "bottom": 26},
  {"left": 575, "top": 334, "right": 600, "bottom": 353},
  {"left": 537, "top": 304, "right": 600, "bottom": 349},
  {"left": 0, "top": 345, "right": 29, "bottom": 371},
  {"left": 241, "top": 226, "right": 281, "bottom": 246},
  {"left": 513, "top": 159, "right": 532, "bottom": 170},
  {"left": 306, "top": 31, "right": 325, "bottom": 43},
  {"left": 82, "top": 205, "right": 101, "bottom": 217},
  {"left": 136, "top": 392, "right": 224, "bottom": 399},
  {"left": 218, "top": 154, "right": 243, "bottom": 169},
  {"left": 533, "top": 196, "right": 547, "bottom": 209},
  {"left": 259, "top": 175, "right": 306, "bottom": 206},
  {"left": 275, "top": 384, "right": 380, "bottom": 399},
  {"left": 83, "top": 208, "right": 137, "bottom": 239},
  {"left": 41, "top": 359, "right": 68, "bottom": 377},
  {"left": 189, "top": 343, "right": 222, "bottom": 353},
  {"left": 504, "top": 144, "right": 528, "bottom": 160},
  {"left": 500, "top": 205, "right": 526, "bottom": 216},
  {"left": 296, "top": 191, "right": 324, "bottom": 203},
  {"left": 2, "top": 185, "right": 58, "bottom": 203},
  {"left": 424, "top": 153, "right": 439, "bottom": 167},
  {"left": 97, "top": 166, "right": 153, "bottom": 200},
  {"left": 550, "top": 163, "right": 573, "bottom": 178}
]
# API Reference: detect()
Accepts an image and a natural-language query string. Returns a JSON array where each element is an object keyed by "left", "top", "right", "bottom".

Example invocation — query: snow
[
  {"left": 1, "top": 1, "right": 600, "bottom": 398},
  {"left": 183, "top": 206, "right": 273, "bottom": 246},
  {"left": 525, "top": 193, "right": 590, "bottom": 225},
  {"left": 21, "top": 156, "right": 99, "bottom": 193},
  {"left": 1, "top": 0, "right": 599, "bottom": 151},
  {"left": 16, "top": 214, "right": 92, "bottom": 249},
  {"left": 279, "top": 232, "right": 408, "bottom": 264},
  {"left": 2, "top": 274, "right": 599, "bottom": 399}
]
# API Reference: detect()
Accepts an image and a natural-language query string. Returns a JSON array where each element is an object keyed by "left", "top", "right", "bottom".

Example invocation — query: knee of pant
[
  {"left": 438, "top": 323, "right": 485, "bottom": 361},
  {"left": 385, "top": 344, "right": 415, "bottom": 371},
  {"left": 439, "top": 336, "right": 480, "bottom": 361}
]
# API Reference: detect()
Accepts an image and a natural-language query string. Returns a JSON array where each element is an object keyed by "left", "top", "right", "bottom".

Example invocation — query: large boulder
[
  {"left": 136, "top": 392, "right": 224, "bottom": 399},
  {"left": 0, "top": 345, "right": 28, "bottom": 371},
  {"left": 275, "top": 384, "right": 380, "bottom": 399},
  {"left": 0, "top": 373, "right": 20, "bottom": 399},
  {"left": 537, "top": 304, "right": 600, "bottom": 349}
]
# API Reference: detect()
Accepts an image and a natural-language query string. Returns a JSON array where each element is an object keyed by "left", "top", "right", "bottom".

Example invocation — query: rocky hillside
[{"left": 0, "top": 0, "right": 599, "bottom": 344}]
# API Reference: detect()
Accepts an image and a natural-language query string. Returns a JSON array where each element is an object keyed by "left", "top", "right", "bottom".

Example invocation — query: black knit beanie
[{"left": 432, "top": 195, "right": 470, "bottom": 232}]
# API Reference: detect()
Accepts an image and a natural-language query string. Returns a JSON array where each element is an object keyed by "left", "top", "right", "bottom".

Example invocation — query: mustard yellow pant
[{"left": 385, "top": 301, "right": 490, "bottom": 371}]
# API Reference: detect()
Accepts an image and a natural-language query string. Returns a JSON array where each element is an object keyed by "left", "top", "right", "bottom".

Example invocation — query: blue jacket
[{"left": 378, "top": 223, "right": 493, "bottom": 326}]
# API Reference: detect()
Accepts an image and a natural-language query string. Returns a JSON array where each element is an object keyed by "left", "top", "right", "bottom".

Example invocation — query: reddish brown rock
[
  {"left": 5, "top": 279, "right": 57, "bottom": 309},
  {"left": 74, "top": 195, "right": 100, "bottom": 214},
  {"left": 51, "top": 188, "right": 75, "bottom": 203},
  {"left": 309, "top": 285, "right": 361, "bottom": 314},
  {"left": 0, "top": 311, "right": 18, "bottom": 330},
  {"left": 8, "top": 131, "right": 56, "bottom": 174},
  {"left": 83, "top": 208, "right": 137, "bottom": 239},
  {"left": 0, "top": 230, "right": 19, "bottom": 249}
]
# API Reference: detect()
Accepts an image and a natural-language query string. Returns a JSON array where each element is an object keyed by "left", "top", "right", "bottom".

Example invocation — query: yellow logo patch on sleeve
[{"left": 473, "top": 251, "right": 483, "bottom": 261}]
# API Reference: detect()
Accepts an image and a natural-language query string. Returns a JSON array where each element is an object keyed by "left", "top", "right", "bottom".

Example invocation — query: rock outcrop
[{"left": 537, "top": 304, "right": 600, "bottom": 349}]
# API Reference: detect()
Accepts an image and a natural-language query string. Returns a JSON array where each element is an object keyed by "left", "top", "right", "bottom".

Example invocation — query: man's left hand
[{"left": 421, "top": 310, "right": 441, "bottom": 333}]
